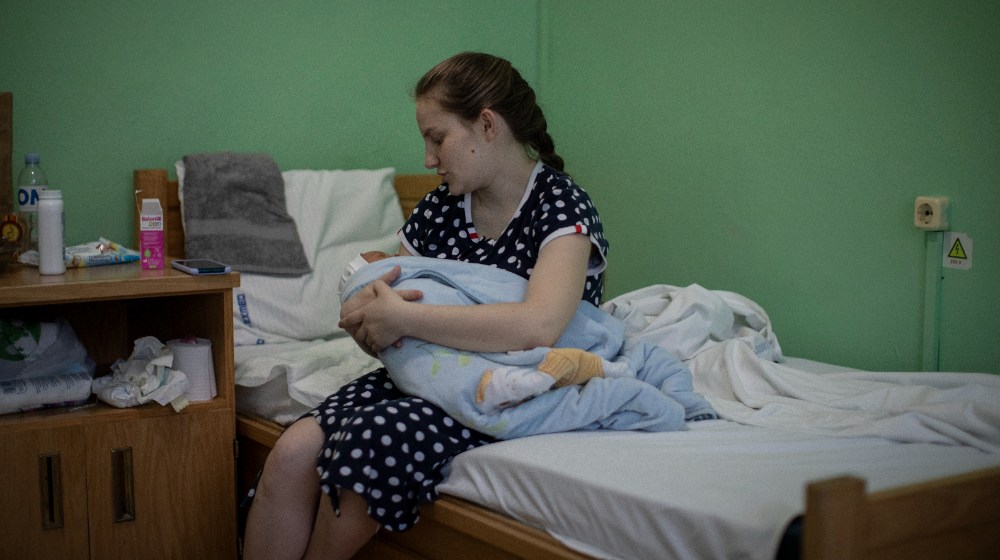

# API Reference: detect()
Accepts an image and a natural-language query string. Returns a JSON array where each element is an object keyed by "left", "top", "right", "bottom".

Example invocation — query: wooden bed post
[
  {"left": 803, "top": 476, "right": 865, "bottom": 560},
  {"left": 804, "top": 467, "right": 1000, "bottom": 560}
]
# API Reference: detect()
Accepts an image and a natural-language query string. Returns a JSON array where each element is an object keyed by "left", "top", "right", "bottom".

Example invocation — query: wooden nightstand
[{"left": 0, "top": 262, "right": 240, "bottom": 560}]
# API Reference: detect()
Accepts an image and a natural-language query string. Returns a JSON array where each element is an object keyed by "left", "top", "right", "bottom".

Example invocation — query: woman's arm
[{"left": 339, "top": 234, "right": 592, "bottom": 354}]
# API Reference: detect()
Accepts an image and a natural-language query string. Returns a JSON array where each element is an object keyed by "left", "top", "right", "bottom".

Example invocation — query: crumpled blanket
[
  {"left": 181, "top": 152, "right": 310, "bottom": 276},
  {"left": 341, "top": 257, "right": 716, "bottom": 440},
  {"left": 689, "top": 340, "right": 1000, "bottom": 452},
  {"left": 603, "top": 283, "right": 783, "bottom": 361},
  {"left": 603, "top": 284, "right": 1000, "bottom": 452}
]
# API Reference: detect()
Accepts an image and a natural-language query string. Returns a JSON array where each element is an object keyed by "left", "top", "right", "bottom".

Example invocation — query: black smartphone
[{"left": 171, "top": 259, "right": 231, "bottom": 275}]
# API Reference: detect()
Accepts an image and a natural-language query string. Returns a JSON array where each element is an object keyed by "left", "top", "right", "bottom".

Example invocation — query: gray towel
[{"left": 182, "top": 152, "right": 310, "bottom": 276}]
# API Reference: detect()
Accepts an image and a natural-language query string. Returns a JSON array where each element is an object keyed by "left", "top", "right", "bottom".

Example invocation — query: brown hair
[{"left": 414, "top": 52, "right": 565, "bottom": 172}]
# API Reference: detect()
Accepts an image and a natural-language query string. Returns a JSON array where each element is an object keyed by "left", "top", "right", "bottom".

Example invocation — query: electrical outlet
[{"left": 914, "top": 196, "right": 949, "bottom": 231}]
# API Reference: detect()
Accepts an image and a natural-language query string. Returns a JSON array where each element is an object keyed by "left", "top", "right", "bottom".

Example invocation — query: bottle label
[{"left": 17, "top": 187, "right": 45, "bottom": 212}]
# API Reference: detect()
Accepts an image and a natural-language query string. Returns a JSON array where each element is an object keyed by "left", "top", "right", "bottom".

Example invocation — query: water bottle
[
  {"left": 17, "top": 153, "right": 48, "bottom": 254},
  {"left": 38, "top": 190, "right": 66, "bottom": 275}
]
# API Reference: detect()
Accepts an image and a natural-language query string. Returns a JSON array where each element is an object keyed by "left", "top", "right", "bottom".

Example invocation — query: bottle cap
[
  {"left": 25, "top": 153, "right": 40, "bottom": 164},
  {"left": 39, "top": 190, "right": 62, "bottom": 199}
]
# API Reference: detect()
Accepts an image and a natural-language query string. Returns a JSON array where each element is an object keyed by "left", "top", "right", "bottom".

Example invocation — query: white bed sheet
[
  {"left": 438, "top": 414, "right": 1000, "bottom": 560},
  {"left": 234, "top": 338, "right": 380, "bottom": 425}
]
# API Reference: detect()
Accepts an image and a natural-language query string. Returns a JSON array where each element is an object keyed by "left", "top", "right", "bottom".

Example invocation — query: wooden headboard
[{"left": 132, "top": 169, "right": 439, "bottom": 259}]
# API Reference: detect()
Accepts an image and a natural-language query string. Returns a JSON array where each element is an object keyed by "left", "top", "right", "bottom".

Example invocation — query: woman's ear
[{"left": 479, "top": 108, "right": 501, "bottom": 141}]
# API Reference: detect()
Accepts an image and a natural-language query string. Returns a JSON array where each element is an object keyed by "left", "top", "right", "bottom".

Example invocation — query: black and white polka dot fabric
[
  {"left": 301, "top": 162, "right": 609, "bottom": 532},
  {"left": 308, "top": 370, "right": 493, "bottom": 531},
  {"left": 400, "top": 162, "right": 609, "bottom": 306}
]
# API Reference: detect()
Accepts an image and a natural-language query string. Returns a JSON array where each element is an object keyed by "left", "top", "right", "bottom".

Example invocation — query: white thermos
[{"left": 38, "top": 189, "right": 65, "bottom": 275}]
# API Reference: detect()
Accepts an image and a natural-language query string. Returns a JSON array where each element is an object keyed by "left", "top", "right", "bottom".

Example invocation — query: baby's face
[{"left": 361, "top": 251, "right": 393, "bottom": 263}]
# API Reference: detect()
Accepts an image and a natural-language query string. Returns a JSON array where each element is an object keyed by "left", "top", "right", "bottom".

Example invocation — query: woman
[{"left": 243, "top": 52, "right": 608, "bottom": 560}]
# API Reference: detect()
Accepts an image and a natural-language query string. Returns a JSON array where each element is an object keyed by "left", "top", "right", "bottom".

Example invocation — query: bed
[{"left": 133, "top": 164, "right": 1000, "bottom": 560}]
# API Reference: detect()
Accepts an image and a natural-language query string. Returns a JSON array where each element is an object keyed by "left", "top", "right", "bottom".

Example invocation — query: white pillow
[{"left": 230, "top": 168, "right": 402, "bottom": 344}]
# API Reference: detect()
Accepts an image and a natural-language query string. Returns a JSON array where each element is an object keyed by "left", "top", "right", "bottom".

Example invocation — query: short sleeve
[{"left": 533, "top": 178, "right": 608, "bottom": 276}]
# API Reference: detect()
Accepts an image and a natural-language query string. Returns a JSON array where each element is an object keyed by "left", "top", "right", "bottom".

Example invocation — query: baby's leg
[{"left": 476, "top": 366, "right": 555, "bottom": 413}]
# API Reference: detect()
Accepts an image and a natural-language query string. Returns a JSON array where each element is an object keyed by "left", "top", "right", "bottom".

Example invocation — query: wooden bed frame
[{"left": 133, "top": 168, "right": 1000, "bottom": 560}]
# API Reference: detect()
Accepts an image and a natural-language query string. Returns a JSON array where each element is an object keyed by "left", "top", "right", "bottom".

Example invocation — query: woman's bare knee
[
  {"left": 270, "top": 418, "right": 322, "bottom": 468},
  {"left": 258, "top": 418, "right": 323, "bottom": 496}
]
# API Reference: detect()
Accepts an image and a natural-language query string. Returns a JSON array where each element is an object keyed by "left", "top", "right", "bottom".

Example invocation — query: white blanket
[
  {"left": 603, "top": 283, "right": 783, "bottom": 361},
  {"left": 604, "top": 284, "right": 1000, "bottom": 452},
  {"left": 690, "top": 340, "right": 1000, "bottom": 452}
]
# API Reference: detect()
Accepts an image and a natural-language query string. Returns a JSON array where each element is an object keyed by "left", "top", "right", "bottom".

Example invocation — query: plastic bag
[{"left": 0, "top": 318, "right": 90, "bottom": 381}]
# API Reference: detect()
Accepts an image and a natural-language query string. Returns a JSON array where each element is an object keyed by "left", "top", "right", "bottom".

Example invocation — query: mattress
[{"left": 438, "top": 417, "right": 1000, "bottom": 560}]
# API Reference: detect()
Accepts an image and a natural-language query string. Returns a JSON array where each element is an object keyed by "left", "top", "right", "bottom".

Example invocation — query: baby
[
  {"left": 339, "top": 253, "right": 715, "bottom": 439},
  {"left": 340, "top": 251, "right": 629, "bottom": 411}
]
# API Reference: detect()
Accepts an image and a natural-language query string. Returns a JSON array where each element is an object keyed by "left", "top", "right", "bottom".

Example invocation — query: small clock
[{"left": 1, "top": 215, "right": 23, "bottom": 243}]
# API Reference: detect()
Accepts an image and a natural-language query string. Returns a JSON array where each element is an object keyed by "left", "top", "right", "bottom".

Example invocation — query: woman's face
[{"left": 416, "top": 96, "right": 486, "bottom": 195}]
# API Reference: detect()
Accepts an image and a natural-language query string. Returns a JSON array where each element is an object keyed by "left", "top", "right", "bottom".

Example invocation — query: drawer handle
[
  {"left": 38, "top": 453, "right": 64, "bottom": 530},
  {"left": 111, "top": 447, "right": 136, "bottom": 523}
]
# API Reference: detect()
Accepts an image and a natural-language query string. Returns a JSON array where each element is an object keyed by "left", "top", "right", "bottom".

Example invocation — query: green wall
[
  {"left": 546, "top": 0, "right": 999, "bottom": 374},
  {"left": 2, "top": 1, "right": 997, "bottom": 373},
  {"left": 0, "top": 0, "right": 540, "bottom": 242}
]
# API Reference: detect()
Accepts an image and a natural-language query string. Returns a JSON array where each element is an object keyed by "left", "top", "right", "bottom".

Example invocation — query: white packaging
[
  {"left": 0, "top": 371, "right": 94, "bottom": 415},
  {"left": 38, "top": 189, "right": 65, "bottom": 275}
]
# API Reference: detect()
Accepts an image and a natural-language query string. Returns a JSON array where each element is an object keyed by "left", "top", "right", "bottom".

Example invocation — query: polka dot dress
[
  {"left": 309, "top": 370, "right": 494, "bottom": 531},
  {"left": 283, "top": 162, "right": 609, "bottom": 533}
]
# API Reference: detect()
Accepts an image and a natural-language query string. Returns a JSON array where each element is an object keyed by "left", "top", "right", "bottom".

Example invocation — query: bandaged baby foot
[
  {"left": 476, "top": 366, "right": 556, "bottom": 413},
  {"left": 538, "top": 348, "right": 608, "bottom": 388}
]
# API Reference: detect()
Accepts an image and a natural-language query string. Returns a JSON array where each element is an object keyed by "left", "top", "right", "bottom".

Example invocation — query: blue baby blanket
[{"left": 341, "top": 256, "right": 715, "bottom": 439}]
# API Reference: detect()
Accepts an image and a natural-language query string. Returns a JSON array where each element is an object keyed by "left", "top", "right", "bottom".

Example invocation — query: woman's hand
[{"left": 339, "top": 265, "right": 422, "bottom": 356}]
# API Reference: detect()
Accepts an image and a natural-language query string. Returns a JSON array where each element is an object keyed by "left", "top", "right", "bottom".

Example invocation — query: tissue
[{"left": 92, "top": 336, "right": 190, "bottom": 411}]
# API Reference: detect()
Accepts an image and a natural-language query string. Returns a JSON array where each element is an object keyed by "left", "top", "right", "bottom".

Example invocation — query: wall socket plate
[{"left": 914, "top": 196, "right": 949, "bottom": 231}]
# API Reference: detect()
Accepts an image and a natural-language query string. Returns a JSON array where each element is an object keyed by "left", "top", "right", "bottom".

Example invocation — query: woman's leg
[
  {"left": 243, "top": 417, "right": 324, "bottom": 560},
  {"left": 303, "top": 490, "right": 379, "bottom": 560}
]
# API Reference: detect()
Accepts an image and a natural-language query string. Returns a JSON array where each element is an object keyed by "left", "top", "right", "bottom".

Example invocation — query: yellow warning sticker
[
  {"left": 943, "top": 233, "right": 972, "bottom": 270},
  {"left": 948, "top": 238, "right": 967, "bottom": 259}
]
